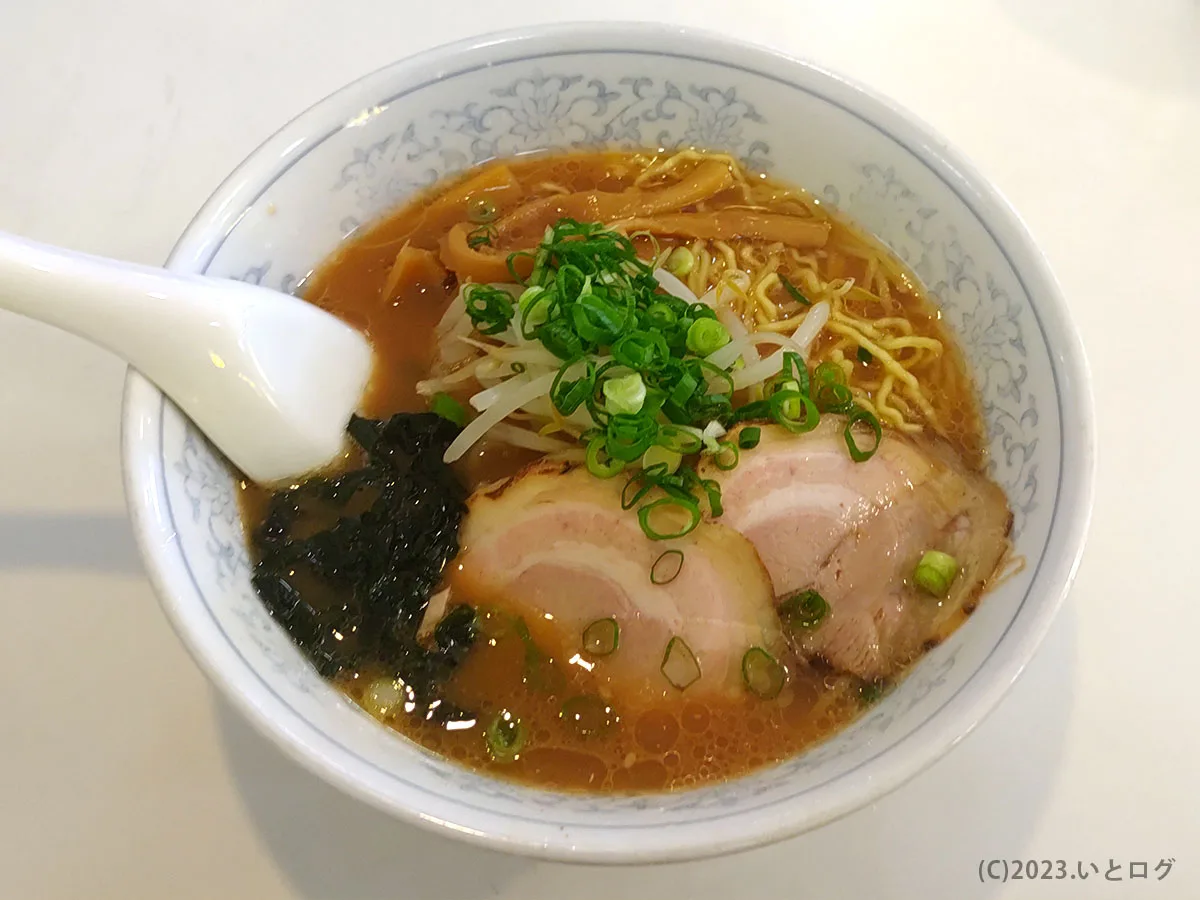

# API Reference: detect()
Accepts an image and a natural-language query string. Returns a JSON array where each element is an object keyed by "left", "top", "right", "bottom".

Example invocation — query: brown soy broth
[
  {"left": 340, "top": 609, "right": 859, "bottom": 791},
  {"left": 238, "top": 149, "right": 990, "bottom": 793}
]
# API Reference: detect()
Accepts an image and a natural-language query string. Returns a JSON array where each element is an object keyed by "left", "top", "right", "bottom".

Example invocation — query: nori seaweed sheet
[{"left": 249, "top": 412, "right": 476, "bottom": 722}]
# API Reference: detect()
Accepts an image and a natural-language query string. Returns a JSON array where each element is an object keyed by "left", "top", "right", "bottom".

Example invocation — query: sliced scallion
[
  {"left": 430, "top": 392, "right": 466, "bottom": 427},
  {"left": 844, "top": 407, "right": 882, "bottom": 462},
  {"left": 858, "top": 680, "right": 886, "bottom": 706},
  {"left": 360, "top": 677, "right": 405, "bottom": 719},
  {"left": 700, "top": 477, "right": 724, "bottom": 517},
  {"left": 685, "top": 318, "right": 731, "bottom": 356},
  {"left": 466, "top": 224, "right": 496, "bottom": 249},
  {"left": 661, "top": 636, "right": 701, "bottom": 691},
  {"left": 737, "top": 426, "right": 762, "bottom": 450},
  {"left": 638, "top": 496, "right": 702, "bottom": 540},
  {"left": 467, "top": 196, "right": 498, "bottom": 224},
  {"left": 780, "top": 275, "right": 812, "bottom": 306},
  {"left": 641, "top": 444, "right": 682, "bottom": 475},
  {"left": 603, "top": 372, "right": 647, "bottom": 416},
  {"left": 582, "top": 617, "right": 619, "bottom": 656},
  {"left": 518, "top": 284, "right": 551, "bottom": 331},
  {"left": 605, "top": 413, "right": 659, "bottom": 462},
  {"left": 463, "top": 283, "right": 515, "bottom": 335},
  {"left": 655, "top": 424, "right": 702, "bottom": 454},
  {"left": 712, "top": 440, "right": 739, "bottom": 471},
  {"left": 813, "top": 361, "right": 844, "bottom": 386},
  {"left": 586, "top": 435, "right": 626, "bottom": 479},
  {"left": 650, "top": 549, "right": 685, "bottom": 585},
  {"left": 770, "top": 389, "right": 820, "bottom": 433},
  {"left": 741, "top": 647, "right": 786, "bottom": 699},
  {"left": 774, "top": 378, "right": 803, "bottom": 419},
  {"left": 484, "top": 710, "right": 527, "bottom": 762},
  {"left": 664, "top": 246, "right": 695, "bottom": 277},
  {"left": 780, "top": 589, "right": 829, "bottom": 631},
  {"left": 914, "top": 550, "right": 958, "bottom": 597}
]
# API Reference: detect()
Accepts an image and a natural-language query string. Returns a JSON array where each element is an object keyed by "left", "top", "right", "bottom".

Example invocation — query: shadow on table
[
  {"left": 0, "top": 511, "right": 143, "bottom": 575},
  {"left": 218, "top": 599, "right": 1077, "bottom": 900},
  {"left": 996, "top": 0, "right": 1199, "bottom": 96},
  {"left": 215, "top": 702, "right": 532, "bottom": 900}
]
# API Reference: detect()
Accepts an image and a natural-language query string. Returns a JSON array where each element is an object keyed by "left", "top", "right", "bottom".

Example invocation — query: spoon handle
[
  {"left": 0, "top": 231, "right": 373, "bottom": 483},
  {"left": 0, "top": 231, "right": 253, "bottom": 357}
]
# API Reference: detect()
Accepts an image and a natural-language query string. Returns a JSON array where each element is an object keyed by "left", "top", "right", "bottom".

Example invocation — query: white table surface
[{"left": 0, "top": 2, "right": 1195, "bottom": 897}]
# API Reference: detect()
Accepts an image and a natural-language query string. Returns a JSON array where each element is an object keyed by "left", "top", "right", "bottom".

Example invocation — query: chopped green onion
[
  {"left": 774, "top": 378, "right": 802, "bottom": 419},
  {"left": 655, "top": 425, "right": 702, "bottom": 454},
  {"left": 741, "top": 648, "right": 786, "bottom": 699},
  {"left": 769, "top": 389, "right": 820, "bottom": 433},
  {"left": 779, "top": 589, "right": 829, "bottom": 631},
  {"left": 467, "top": 224, "right": 496, "bottom": 249},
  {"left": 914, "top": 550, "right": 959, "bottom": 597},
  {"left": 651, "top": 549, "right": 684, "bottom": 585},
  {"left": 661, "top": 636, "right": 701, "bottom": 690},
  {"left": 518, "top": 284, "right": 551, "bottom": 332},
  {"left": 815, "top": 381, "right": 854, "bottom": 413},
  {"left": 586, "top": 435, "right": 626, "bottom": 479},
  {"left": 685, "top": 318, "right": 731, "bottom": 356},
  {"left": 811, "top": 360, "right": 852, "bottom": 412},
  {"left": 738, "top": 426, "right": 762, "bottom": 450},
  {"left": 467, "top": 196, "right": 498, "bottom": 224},
  {"left": 712, "top": 441, "right": 739, "bottom": 471},
  {"left": 510, "top": 361, "right": 527, "bottom": 374},
  {"left": 858, "top": 680, "right": 886, "bottom": 706},
  {"left": 812, "top": 360, "right": 844, "bottom": 387},
  {"left": 550, "top": 357, "right": 595, "bottom": 416},
  {"left": 621, "top": 465, "right": 662, "bottom": 510},
  {"left": 844, "top": 407, "right": 882, "bottom": 462},
  {"left": 664, "top": 246, "right": 695, "bottom": 277},
  {"left": 463, "top": 283, "right": 515, "bottom": 335},
  {"left": 612, "top": 330, "right": 669, "bottom": 371},
  {"left": 641, "top": 444, "right": 682, "bottom": 475},
  {"left": 560, "top": 695, "right": 617, "bottom": 738},
  {"left": 606, "top": 413, "right": 659, "bottom": 462},
  {"left": 645, "top": 302, "right": 678, "bottom": 329},
  {"left": 667, "top": 371, "right": 699, "bottom": 409},
  {"left": 730, "top": 399, "right": 771, "bottom": 424},
  {"left": 571, "top": 287, "right": 631, "bottom": 346},
  {"left": 582, "top": 617, "right": 619, "bottom": 656},
  {"left": 603, "top": 372, "right": 647, "bottom": 416},
  {"left": 538, "top": 318, "right": 586, "bottom": 360},
  {"left": 430, "top": 392, "right": 466, "bottom": 427},
  {"left": 700, "top": 476, "right": 724, "bottom": 517},
  {"left": 638, "top": 496, "right": 702, "bottom": 540},
  {"left": 778, "top": 351, "right": 811, "bottom": 397},
  {"left": 508, "top": 617, "right": 562, "bottom": 692},
  {"left": 780, "top": 275, "right": 811, "bottom": 306},
  {"left": 484, "top": 710, "right": 527, "bottom": 762},
  {"left": 857, "top": 346, "right": 874, "bottom": 365},
  {"left": 360, "top": 677, "right": 405, "bottom": 718}
]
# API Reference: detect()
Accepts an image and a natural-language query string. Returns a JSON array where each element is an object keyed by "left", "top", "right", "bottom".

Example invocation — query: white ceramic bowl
[{"left": 122, "top": 23, "right": 1094, "bottom": 863}]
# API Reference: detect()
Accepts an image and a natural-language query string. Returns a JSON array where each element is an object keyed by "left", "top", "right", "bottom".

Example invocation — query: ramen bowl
[{"left": 121, "top": 22, "right": 1094, "bottom": 863}]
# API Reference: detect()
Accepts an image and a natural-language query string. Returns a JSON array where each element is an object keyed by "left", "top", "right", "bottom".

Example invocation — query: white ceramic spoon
[{"left": 0, "top": 232, "right": 373, "bottom": 484}]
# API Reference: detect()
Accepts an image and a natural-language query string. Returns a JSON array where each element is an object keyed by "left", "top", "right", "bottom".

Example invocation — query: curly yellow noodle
[{"left": 623, "top": 148, "right": 983, "bottom": 458}]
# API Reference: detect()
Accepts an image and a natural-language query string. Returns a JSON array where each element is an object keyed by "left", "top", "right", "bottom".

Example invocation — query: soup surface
[{"left": 240, "top": 149, "right": 1010, "bottom": 792}]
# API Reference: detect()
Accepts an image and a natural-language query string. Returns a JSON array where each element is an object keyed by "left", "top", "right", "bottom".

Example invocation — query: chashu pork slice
[
  {"left": 451, "top": 459, "right": 785, "bottom": 703},
  {"left": 699, "top": 421, "right": 1012, "bottom": 681}
]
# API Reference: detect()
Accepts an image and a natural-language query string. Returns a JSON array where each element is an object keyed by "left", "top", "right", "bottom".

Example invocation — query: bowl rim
[{"left": 120, "top": 20, "right": 1095, "bottom": 863}]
